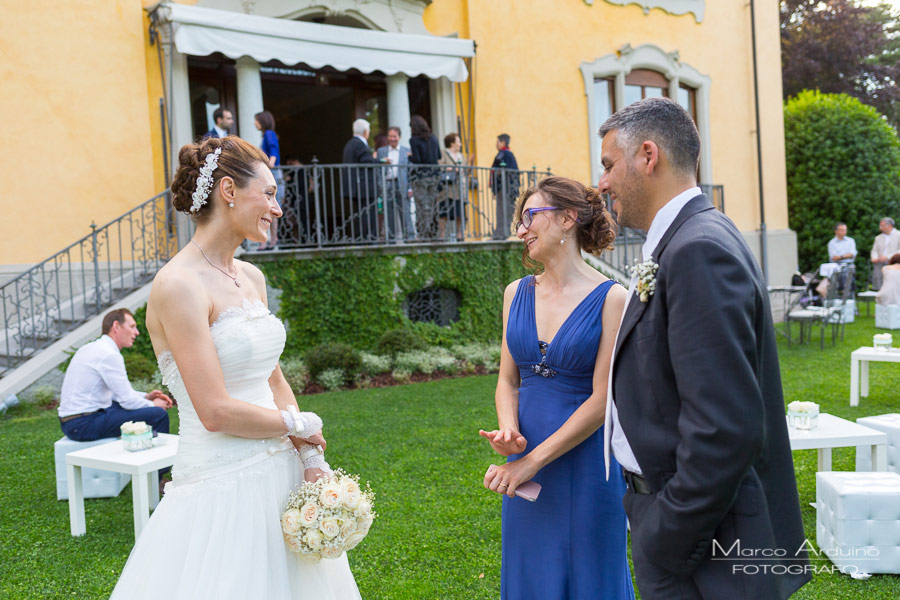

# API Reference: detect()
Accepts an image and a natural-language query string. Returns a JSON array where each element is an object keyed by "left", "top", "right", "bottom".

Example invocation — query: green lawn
[{"left": 1, "top": 312, "right": 899, "bottom": 598}]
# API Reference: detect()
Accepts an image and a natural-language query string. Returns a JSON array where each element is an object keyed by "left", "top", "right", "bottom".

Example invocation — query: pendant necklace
[{"left": 191, "top": 239, "right": 241, "bottom": 288}]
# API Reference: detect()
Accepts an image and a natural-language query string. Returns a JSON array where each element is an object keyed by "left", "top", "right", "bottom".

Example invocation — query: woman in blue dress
[
  {"left": 254, "top": 110, "right": 283, "bottom": 249},
  {"left": 481, "top": 176, "right": 634, "bottom": 599}
]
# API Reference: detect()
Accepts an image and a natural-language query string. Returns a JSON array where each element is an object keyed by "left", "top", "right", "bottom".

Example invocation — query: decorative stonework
[
  {"left": 584, "top": 0, "right": 704, "bottom": 23},
  {"left": 197, "top": 0, "right": 431, "bottom": 33}
]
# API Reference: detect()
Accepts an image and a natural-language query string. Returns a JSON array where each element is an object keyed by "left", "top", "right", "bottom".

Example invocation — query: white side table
[
  {"left": 849, "top": 346, "right": 900, "bottom": 406},
  {"left": 65, "top": 433, "right": 178, "bottom": 540},
  {"left": 788, "top": 413, "right": 887, "bottom": 471}
]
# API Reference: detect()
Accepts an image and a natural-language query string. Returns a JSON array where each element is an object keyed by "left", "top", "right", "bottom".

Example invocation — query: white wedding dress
[{"left": 111, "top": 300, "right": 360, "bottom": 600}]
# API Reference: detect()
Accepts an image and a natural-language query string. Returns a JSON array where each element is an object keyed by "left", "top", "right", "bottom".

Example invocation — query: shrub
[
  {"left": 450, "top": 343, "right": 500, "bottom": 366},
  {"left": 30, "top": 385, "right": 57, "bottom": 408},
  {"left": 391, "top": 369, "right": 412, "bottom": 384},
  {"left": 280, "top": 358, "right": 309, "bottom": 392},
  {"left": 359, "top": 352, "right": 392, "bottom": 376},
  {"left": 435, "top": 355, "right": 460, "bottom": 375},
  {"left": 317, "top": 368, "right": 345, "bottom": 392},
  {"left": 304, "top": 343, "right": 361, "bottom": 383},
  {"left": 124, "top": 353, "right": 158, "bottom": 382},
  {"left": 375, "top": 329, "right": 427, "bottom": 357},
  {"left": 394, "top": 350, "right": 436, "bottom": 374},
  {"left": 785, "top": 91, "right": 900, "bottom": 284}
]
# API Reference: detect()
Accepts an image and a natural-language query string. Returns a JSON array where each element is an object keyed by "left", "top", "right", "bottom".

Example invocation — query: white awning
[{"left": 155, "top": 3, "right": 474, "bottom": 82}]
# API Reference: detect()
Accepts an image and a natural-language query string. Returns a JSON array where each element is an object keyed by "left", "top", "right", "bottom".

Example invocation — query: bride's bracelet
[
  {"left": 279, "top": 406, "right": 323, "bottom": 439},
  {"left": 298, "top": 444, "right": 331, "bottom": 473}
]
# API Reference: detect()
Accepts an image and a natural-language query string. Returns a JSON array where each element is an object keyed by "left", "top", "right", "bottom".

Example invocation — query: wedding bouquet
[{"left": 281, "top": 469, "right": 376, "bottom": 561}]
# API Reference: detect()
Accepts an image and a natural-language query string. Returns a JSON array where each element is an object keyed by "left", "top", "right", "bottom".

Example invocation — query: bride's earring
[
  {"left": 560, "top": 237, "right": 565, "bottom": 245},
  {"left": 229, "top": 202, "right": 235, "bottom": 208}
]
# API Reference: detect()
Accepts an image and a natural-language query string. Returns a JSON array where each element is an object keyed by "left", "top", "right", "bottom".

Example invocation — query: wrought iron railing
[
  {"left": 250, "top": 163, "right": 552, "bottom": 250},
  {"left": 0, "top": 191, "right": 178, "bottom": 376},
  {"left": 599, "top": 184, "right": 725, "bottom": 280}
]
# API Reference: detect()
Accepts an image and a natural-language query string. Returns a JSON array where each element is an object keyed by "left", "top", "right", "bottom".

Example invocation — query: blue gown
[{"left": 501, "top": 275, "right": 634, "bottom": 599}]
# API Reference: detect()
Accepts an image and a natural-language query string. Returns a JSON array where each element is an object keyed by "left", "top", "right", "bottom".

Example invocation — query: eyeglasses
[{"left": 516, "top": 207, "right": 560, "bottom": 230}]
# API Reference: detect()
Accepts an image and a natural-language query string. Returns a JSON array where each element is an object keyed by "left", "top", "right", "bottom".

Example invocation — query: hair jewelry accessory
[{"left": 190, "top": 147, "right": 223, "bottom": 212}]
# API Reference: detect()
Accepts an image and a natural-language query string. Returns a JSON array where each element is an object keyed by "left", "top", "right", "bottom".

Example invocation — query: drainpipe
[{"left": 750, "top": 0, "right": 769, "bottom": 284}]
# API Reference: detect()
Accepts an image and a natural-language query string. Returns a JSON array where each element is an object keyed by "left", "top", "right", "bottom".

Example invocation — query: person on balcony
[
  {"left": 437, "top": 132, "right": 468, "bottom": 241},
  {"left": 203, "top": 107, "right": 233, "bottom": 140},
  {"left": 870, "top": 217, "right": 900, "bottom": 290},
  {"left": 255, "top": 111, "right": 283, "bottom": 249},
  {"left": 409, "top": 115, "right": 442, "bottom": 239},
  {"left": 58, "top": 308, "right": 172, "bottom": 442},
  {"left": 376, "top": 126, "right": 413, "bottom": 241},
  {"left": 342, "top": 118, "right": 380, "bottom": 240},
  {"left": 491, "top": 133, "right": 520, "bottom": 238}
]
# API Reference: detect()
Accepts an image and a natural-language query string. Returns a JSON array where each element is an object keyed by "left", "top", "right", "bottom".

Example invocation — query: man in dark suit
[
  {"left": 341, "top": 118, "right": 379, "bottom": 240},
  {"left": 202, "top": 107, "right": 233, "bottom": 140},
  {"left": 599, "top": 97, "right": 810, "bottom": 599},
  {"left": 490, "top": 133, "right": 520, "bottom": 239}
]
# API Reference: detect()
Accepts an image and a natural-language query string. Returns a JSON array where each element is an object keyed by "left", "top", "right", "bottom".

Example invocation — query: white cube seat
[
  {"left": 54, "top": 436, "right": 129, "bottom": 500},
  {"left": 856, "top": 414, "right": 900, "bottom": 473},
  {"left": 833, "top": 299, "right": 855, "bottom": 324},
  {"left": 816, "top": 471, "right": 900, "bottom": 574},
  {"left": 875, "top": 304, "right": 900, "bottom": 329}
]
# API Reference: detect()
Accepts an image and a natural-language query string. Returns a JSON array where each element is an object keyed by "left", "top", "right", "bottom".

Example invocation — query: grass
[{"left": 1, "top": 311, "right": 899, "bottom": 598}]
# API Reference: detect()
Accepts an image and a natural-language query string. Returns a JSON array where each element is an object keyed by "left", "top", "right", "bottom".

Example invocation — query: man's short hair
[
  {"left": 213, "top": 107, "right": 227, "bottom": 123},
  {"left": 497, "top": 133, "right": 511, "bottom": 146},
  {"left": 353, "top": 119, "right": 370, "bottom": 136},
  {"left": 102, "top": 308, "right": 134, "bottom": 335},
  {"left": 598, "top": 97, "right": 700, "bottom": 177},
  {"left": 387, "top": 126, "right": 401, "bottom": 137},
  {"left": 835, "top": 222, "right": 847, "bottom": 230},
  {"left": 882, "top": 217, "right": 895, "bottom": 227}
]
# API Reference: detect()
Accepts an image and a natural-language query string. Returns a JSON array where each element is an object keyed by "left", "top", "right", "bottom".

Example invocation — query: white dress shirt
[
  {"left": 58, "top": 335, "right": 151, "bottom": 417},
  {"left": 387, "top": 145, "right": 400, "bottom": 179},
  {"left": 214, "top": 125, "right": 228, "bottom": 138},
  {"left": 871, "top": 229, "right": 900, "bottom": 261},
  {"left": 827, "top": 236, "right": 857, "bottom": 263},
  {"left": 605, "top": 187, "right": 702, "bottom": 478}
]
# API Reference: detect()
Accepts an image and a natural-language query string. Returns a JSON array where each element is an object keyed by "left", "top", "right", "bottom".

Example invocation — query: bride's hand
[
  {"left": 301, "top": 432, "right": 326, "bottom": 451},
  {"left": 304, "top": 467, "right": 327, "bottom": 483},
  {"left": 479, "top": 428, "right": 526, "bottom": 456}
]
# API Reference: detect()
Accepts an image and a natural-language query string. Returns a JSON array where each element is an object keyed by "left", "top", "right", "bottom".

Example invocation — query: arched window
[{"left": 581, "top": 44, "right": 711, "bottom": 186}]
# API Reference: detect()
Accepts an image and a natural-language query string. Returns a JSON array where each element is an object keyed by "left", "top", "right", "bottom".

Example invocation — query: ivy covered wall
[{"left": 251, "top": 243, "right": 529, "bottom": 355}]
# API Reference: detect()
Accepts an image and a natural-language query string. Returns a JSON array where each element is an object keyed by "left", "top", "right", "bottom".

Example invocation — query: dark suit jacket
[
  {"left": 490, "top": 148, "right": 519, "bottom": 196},
  {"left": 202, "top": 128, "right": 219, "bottom": 140},
  {"left": 612, "top": 195, "right": 809, "bottom": 598},
  {"left": 341, "top": 136, "right": 378, "bottom": 200}
]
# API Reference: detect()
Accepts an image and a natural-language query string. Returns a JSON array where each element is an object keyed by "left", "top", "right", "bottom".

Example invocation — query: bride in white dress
[{"left": 111, "top": 136, "right": 360, "bottom": 599}]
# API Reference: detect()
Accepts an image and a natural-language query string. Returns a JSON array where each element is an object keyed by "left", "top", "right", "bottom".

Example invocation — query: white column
[
  {"left": 170, "top": 49, "right": 194, "bottom": 249},
  {"left": 236, "top": 56, "right": 264, "bottom": 146},
  {"left": 429, "top": 77, "right": 456, "bottom": 140},
  {"left": 386, "top": 73, "right": 411, "bottom": 148}
]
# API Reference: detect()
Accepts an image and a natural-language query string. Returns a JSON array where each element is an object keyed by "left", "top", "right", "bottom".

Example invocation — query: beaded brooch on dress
[{"left": 531, "top": 341, "right": 557, "bottom": 378}]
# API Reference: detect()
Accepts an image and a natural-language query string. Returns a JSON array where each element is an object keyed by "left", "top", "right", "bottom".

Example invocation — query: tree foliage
[
  {"left": 784, "top": 91, "right": 900, "bottom": 278},
  {"left": 781, "top": 0, "right": 900, "bottom": 125}
]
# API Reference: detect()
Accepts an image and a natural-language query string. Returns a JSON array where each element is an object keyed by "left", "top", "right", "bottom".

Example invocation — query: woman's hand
[
  {"left": 304, "top": 467, "right": 327, "bottom": 483},
  {"left": 483, "top": 458, "right": 539, "bottom": 498},
  {"left": 301, "top": 432, "right": 326, "bottom": 452},
  {"left": 479, "top": 428, "right": 526, "bottom": 457}
]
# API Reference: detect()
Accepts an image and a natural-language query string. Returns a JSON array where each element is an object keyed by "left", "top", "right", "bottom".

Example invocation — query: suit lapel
[{"left": 614, "top": 195, "right": 714, "bottom": 355}]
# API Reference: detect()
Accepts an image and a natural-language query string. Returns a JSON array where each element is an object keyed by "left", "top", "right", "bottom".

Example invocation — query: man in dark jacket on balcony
[
  {"left": 491, "top": 133, "right": 519, "bottom": 238},
  {"left": 341, "top": 119, "right": 380, "bottom": 240}
]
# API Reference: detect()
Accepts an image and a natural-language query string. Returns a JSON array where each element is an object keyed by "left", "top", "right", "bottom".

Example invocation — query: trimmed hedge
[
  {"left": 255, "top": 246, "right": 528, "bottom": 353},
  {"left": 784, "top": 91, "right": 900, "bottom": 282}
]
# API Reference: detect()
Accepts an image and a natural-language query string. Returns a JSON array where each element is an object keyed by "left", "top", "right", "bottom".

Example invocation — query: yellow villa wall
[
  {"left": 425, "top": 0, "right": 790, "bottom": 235},
  {"left": 0, "top": 1, "right": 158, "bottom": 265}
]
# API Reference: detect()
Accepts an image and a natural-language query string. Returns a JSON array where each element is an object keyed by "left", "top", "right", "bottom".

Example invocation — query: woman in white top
[{"left": 878, "top": 253, "right": 900, "bottom": 305}]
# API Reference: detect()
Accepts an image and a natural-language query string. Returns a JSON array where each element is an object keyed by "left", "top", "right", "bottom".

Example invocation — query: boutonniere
[{"left": 630, "top": 257, "right": 659, "bottom": 302}]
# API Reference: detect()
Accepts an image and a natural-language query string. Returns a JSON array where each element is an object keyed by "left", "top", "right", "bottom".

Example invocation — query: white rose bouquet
[
  {"left": 120, "top": 421, "right": 152, "bottom": 451},
  {"left": 281, "top": 469, "right": 376, "bottom": 562}
]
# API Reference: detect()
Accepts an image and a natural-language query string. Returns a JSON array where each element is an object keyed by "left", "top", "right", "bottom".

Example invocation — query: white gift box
[{"left": 876, "top": 304, "right": 900, "bottom": 330}]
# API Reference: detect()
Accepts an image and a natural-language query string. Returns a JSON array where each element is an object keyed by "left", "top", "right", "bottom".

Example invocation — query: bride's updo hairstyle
[
  {"left": 515, "top": 176, "right": 617, "bottom": 270},
  {"left": 170, "top": 136, "right": 269, "bottom": 219}
]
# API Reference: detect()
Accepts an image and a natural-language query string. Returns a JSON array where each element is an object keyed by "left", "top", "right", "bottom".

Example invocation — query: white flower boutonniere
[{"left": 630, "top": 257, "right": 659, "bottom": 303}]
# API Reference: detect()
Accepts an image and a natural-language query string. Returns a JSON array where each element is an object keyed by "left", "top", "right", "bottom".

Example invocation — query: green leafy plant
[
  {"left": 784, "top": 91, "right": 900, "bottom": 286},
  {"left": 391, "top": 368, "right": 412, "bottom": 384},
  {"left": 30, "top": 386, "right": 57, "bottom": 408},
  {"left": 123, "top": 353, "right": 158, "bottom": 382},
  {"left": 375, "top": 329, "right": 427, "bottom": 357},
  {"left": 316, "top": 368, "right": 346, "bottom": 392},
  {"left": 359, "top": 352, "right": 392, "bottom": 376},
  {"left": 304, "top": 343, "right": 361, "bottom": 383},
  {"left": 280, "top": 358, "right": 309, "bottom": 392}
]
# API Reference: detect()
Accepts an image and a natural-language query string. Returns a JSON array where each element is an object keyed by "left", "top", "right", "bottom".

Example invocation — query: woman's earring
[
  {"left": 229, "top": 202, "right": 235, "bottom": 208},
  {"left": 560, "top": 237, "right": 566, "bottom": 245}
]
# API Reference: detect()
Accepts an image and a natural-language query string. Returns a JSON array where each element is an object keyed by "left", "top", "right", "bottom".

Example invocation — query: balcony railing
[
  {"left": 0, "top": 192, "right": 178, "bottom": 376},
  {"left": 249, "top": 163, "right": 552, "bottom": 250}
]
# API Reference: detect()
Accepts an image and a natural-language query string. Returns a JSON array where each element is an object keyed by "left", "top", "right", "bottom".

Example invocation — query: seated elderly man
[{"left": 58, "top": 308, "right": 172, "bottom": 442}]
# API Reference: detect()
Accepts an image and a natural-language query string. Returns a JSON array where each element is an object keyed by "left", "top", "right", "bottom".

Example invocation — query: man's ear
[{"left": 640, "top": 141, "right": 660, "bottom": 175}]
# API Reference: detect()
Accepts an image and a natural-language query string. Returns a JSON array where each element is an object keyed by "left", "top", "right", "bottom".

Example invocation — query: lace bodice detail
[{"left": 157, "top": 299, "right": 289, "bottom": 480}]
